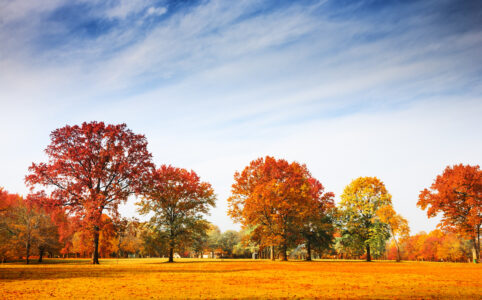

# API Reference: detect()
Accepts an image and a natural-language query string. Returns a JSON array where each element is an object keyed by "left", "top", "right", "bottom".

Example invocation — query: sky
[{"left": 1, "top": 0, "right": 481, "bottom": 234}]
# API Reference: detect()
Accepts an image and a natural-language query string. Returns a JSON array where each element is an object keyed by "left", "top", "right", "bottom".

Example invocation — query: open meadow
[{"left": 0, "top": 258, "right": 481, "bottom": 299}]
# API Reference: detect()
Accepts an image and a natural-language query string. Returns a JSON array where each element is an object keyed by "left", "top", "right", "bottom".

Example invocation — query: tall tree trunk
[
  {"left": 26, "top": 241, "right": 30, "bottom": 265},
  {"left": 270, "top": 245, "right": 275, "bottom": 261},
  {"left": 471, "top": 238, "right": 479, "bottom": 264},
  {"left": 366, "top": 244, "right": 371, "bottom": 262},
  {"left": 92, "top": 226, "right": 100, "bottom": 264},
  {"left": 168, "top": 244, "right": 174, "bottom": 263},
  {"left": 394, "top": 238, "right": 401, "bottom": 262},
  {"left": 280, "top": 244, "right": 288, "bottom": 261},
  {"left": 306, "top": 240, "right": 312, "bottom": 261},
  {"left": 38, "top": 247, "right": 44, "bottom": 263},
  {"left": 474, "top": 226, "right": 480, "bottom": 263}
]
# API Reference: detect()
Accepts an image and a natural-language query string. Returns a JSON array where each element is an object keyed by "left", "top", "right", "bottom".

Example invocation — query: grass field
[{"left": 0, "top": 258, "right": 481, "bottom": 299}]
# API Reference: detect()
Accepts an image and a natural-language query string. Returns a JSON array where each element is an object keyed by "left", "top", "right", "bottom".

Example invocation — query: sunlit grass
[{"left": 1, "top": 258, "right": 480, "bottom": 299}]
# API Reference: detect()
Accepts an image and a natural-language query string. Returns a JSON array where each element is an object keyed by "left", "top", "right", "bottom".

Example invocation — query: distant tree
[
  {"left": 338, "top": 177, "right": 392, "bottom": 262},
  {"left": 140, "top": 224, "right": 168, "bottom": 257},
  {"left": 35, "top": 212, "right": 61, "bottom": 262},
  {"left": 3, "top": 194, "right": 59, "bottom": 264},
  {"left": 114, "top": 218, "right": 143, "bottom": 258},
  {"left": 418, "top": 164, "right": 481, "bottom": 263},
  {"left": 206, "top": 225, "right": 222, "bottom": 258},
  {"left": 0, "top": 188, "right": 22, "bottom": 262},
  {"left": 138, "top": 165, "right": 216, "bottom": 262},
  {"left": 377, "top": 205, "right": 410, "bottom": 262},
  {"left": 232, "top": 227, "right": 257, "bottom": 258},
  {"left": 25, "top": 121, "right": 153, "bottom": 264},
  {"left": 188, "top": 220, "right": 210, "bottom": 258},
  {"left": 219, "top": 230, "right": 241, "bottom": 257},
  {"left": 228, "top": 156, "right": 333, "bottom": 261}
]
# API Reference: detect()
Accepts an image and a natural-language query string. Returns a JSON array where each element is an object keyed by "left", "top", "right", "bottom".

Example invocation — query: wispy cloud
[{"left": 0, "top": 0, "right": 481, "bottom": 232}]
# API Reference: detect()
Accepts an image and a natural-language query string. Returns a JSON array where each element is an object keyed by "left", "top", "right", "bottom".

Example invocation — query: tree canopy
[
  {"left": 138, "top": 165, "right": 216, "bottom": 262},
  {"left": 228, "top": 156, "right": 334, "bottom": 260},
  {"left": 25, "top": 121, "right": 153, "bottom": 264},
  {"left": 338, "top": 177, "right": 392, "bottom": 261},
  {"left": 418, "top": 164, "right": 481, "bottom": 263}
]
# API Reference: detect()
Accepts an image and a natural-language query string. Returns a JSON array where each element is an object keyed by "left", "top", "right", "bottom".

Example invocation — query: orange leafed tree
[
  {"left": 25, "top": 121, "right": 153, "bottom": 264},
  {"left": 0, "top": 188, "right": 23, "bottom": 262},
  {"left": 377, "top": 205, "right": 410, "bottom": 262},
  {"left": 418, "top": 164, "right": 481, "bottom": 263},
  {"left": 228, "top": 156, "right": 334, "bottom": 261}
]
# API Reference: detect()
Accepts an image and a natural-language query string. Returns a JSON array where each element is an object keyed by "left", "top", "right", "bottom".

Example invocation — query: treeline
[
  {"left": 387, "top": 230, "right": 474, "bottom": 262},
  {"left": 0, "top": 193, "right": 252, "bottom": 262},
  {"left": 1, "top": 122, "right": 480, "bottom": 264},
  {"left": 0, "top": 189, "right": 476, "bottom": 263}
]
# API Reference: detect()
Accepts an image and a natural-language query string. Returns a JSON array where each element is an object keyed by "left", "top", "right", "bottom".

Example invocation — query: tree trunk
[
  {"left": 280, "top": 244, "right": 288, "bottom": 261},
  {"left": 270, "top": 245, "right": 275, "bottom": 261},
  {"left": 471, "top": 238, "right": 479, "bottom": 264},
  {"left": 394, "top": 238, "right": 401, "bottom": 262},
  {"left": 92, "top": 226, "right": 100, "bottom": 264},
  {"left": 38, "top": 247, "right": 44, "bottom": 263},
  {"left": 306, "top": 240, "right": 312, "bottom": 261},
  {"left": 474, "top": 226, "right": 480, "bottom": 263},
  {"left": 366, "top": 244, "right": 371, "bottom": 262},
  {"left": 26, "top": 241, "right": 30, "bottom": 264},
  {"left": 168, "top": 244, "right": 174, "bottom": 263}
]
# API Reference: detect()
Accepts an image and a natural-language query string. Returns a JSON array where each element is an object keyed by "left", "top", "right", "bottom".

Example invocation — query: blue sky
[{"left": 1, "top": 0, "right": 481, "bottom": 233}]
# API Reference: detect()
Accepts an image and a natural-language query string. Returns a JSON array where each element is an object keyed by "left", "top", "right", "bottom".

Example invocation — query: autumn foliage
[
  {"left": 418, "top": 164, "right": 481, "bottom": 262},
  {"left": 338, "top": 177, "right": 393, "bottom": 261},
  {"left": 138, "top": 165, "right": 216, "bottom": 262},
  {"left": 0, "top": 121, "right": 479, "bottom": 270},
  {"left": 228, "top": 156, "right": 334, "bottom": 261},
  {"left": 25, "top": 121, "right": 153, "bottom": 264}
]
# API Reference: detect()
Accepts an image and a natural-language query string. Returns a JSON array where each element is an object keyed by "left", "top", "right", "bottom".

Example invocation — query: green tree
[
  {"left": 138, "top": 165, "right": 216, "bottom": 262},
  {"left": 219, "top": 230, "right": 241, "bottom": 257},
  {"left": 338, "top": 177, "right": 392, "bottom": 261}
]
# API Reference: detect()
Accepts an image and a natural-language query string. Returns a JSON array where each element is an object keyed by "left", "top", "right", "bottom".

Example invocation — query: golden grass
[{"left": 0, "top": 258, "right": 481, "bottom": 299}]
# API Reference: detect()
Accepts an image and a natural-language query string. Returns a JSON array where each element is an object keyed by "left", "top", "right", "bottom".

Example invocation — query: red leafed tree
[
  {"left": 228, "top": 156, "right": 334, "bottom": 261},
  {"left": 25, "top": 121, "right": 153, "bottom": 264},
  {"left": 138, "top": 165, "right": 216, "bottom": 263},
  {"left": 418, "top": 164, "right": 481, "bottom": 263}
]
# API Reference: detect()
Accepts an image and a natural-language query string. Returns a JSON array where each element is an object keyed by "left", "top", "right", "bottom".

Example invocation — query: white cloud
[
  {"left": 0, "top": 0, "right": 481, "bottom": 234},
  {"left": 146, "top": 6, "right": 167, "bottom": 17}
]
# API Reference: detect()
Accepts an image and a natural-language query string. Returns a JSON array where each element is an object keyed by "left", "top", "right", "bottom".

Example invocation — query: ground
[{"left": 0, "top": 258, "right": 480, "bottom": 299}]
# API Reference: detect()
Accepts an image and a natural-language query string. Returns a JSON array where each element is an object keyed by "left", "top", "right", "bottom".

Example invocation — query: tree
[
  {"left": 219, "top": 230, "right": 241, "bottom": 257},
  {"left": 114, "top": 218, "right": 144, "bottom": 258},
  {"left": 138, "top": 165, "right": 216, "bottom": 262},
  {"left": 338, "top": 177, "right": 392, "bottom": 262},
  {"left": 139, "top": 223, "right": 168, "bottom": 258},
  {"left": 206, "top": 225, "right": 222, "bottom": 258},
  {"left": 0, "top": 188, "right": 22, "bottom": 262},
  {"left": 418, "top": 164, "right": 481, "bottom": 263},
  {"left": 2, "top": 194, "right": 60, "bottom": 264},
  {"left": 300, "top": 178, "right": 335, "bottom": 261},
  {"left": 228, "top": 156, "right": 334, "bottom": 261},
  {"left": 25, "top": 121, "right": 153, "bottom": 264},
  {"left": 377, "top": 205, "right": 410, "bottom": 262},
  {"left": 301, "top": 215, "right": 334, "bottom": 261}
]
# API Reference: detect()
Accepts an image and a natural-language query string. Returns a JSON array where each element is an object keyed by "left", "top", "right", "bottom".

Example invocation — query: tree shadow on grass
[
  {"left": 0, "top": 266, "right": 253, "bottom": 282},
  {"left": 148, "top": 260, "right": 263, "bottom": 265}
]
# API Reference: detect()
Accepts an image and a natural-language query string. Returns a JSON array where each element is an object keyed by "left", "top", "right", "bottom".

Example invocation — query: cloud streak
[{"left": 0, "top": 0, "right": 481, "bottom": 233}]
